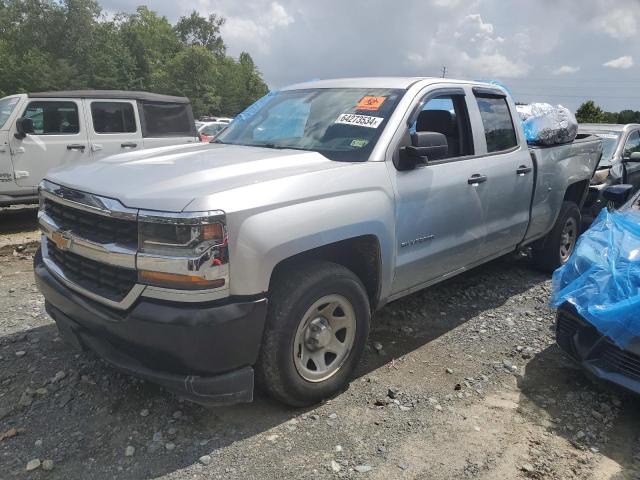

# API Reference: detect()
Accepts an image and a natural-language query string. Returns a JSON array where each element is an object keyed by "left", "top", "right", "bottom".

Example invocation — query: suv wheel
[{"left": 256, "top": 261, "right": 370, "bottom": 407}]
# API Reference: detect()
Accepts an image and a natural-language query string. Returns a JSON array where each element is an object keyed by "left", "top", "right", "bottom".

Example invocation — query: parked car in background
[
  {"left": 34, "top": 77, "right": 602, "bottom": 407},
  {"left": 198, "top": 121, "right": 227, "bottom": 142},
  {"left": 201, "top": 116, "right": 233, "bottom": 124},
  {"left": 578, "top": 123, "right": 640, "bottom": 222},
  {"left": 0, "top": 90, "right": 198, "bottom": 206}
]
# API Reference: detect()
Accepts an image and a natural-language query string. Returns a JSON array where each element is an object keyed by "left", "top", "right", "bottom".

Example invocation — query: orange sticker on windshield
[{"left": 356, "top": 96, "right": 386, "bottom": 111}]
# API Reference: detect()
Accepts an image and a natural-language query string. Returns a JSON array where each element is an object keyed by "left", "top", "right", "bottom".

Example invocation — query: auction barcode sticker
[{"left": 335, "top": 113, "right": 384, "bottom": 129}]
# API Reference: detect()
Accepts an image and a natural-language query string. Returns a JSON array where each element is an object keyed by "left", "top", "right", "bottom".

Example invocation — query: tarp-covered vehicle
[{"left": 553, "top": 184, "right": 640, "bottom": 394}]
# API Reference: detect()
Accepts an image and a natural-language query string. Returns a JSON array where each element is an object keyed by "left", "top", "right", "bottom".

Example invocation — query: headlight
[{"left": 137, "top": 211, "right": 228, "bottom": 290}]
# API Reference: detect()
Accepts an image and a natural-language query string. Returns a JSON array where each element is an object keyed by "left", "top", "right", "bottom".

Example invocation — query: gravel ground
[{"left": 1, "top": 212, "right": 639, "bottom": 479}]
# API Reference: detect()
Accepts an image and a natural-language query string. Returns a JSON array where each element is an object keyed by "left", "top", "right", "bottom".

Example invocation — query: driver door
[
  {"left": 390, "top": 88, "right": 488, "bottom": 294},
  {"left": 622, "top": 130, "right": 640, "bottom": 189},
  {"left": 9, "top": 98, "right": 89, "bottom": 187}
]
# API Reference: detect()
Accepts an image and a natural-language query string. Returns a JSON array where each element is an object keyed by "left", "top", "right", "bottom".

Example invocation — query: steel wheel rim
[
  {"left": 560, "top": 217, "right": 578, "bottom": 262},
  {"left": 293, "top": 294, "right": 356, "bottom": 383}
]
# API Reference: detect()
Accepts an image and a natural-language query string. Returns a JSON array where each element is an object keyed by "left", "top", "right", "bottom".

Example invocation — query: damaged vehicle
[
  {"left": 34, "top": 77, "right": 602, "bottom": 407},
  {"left": 578, "top": 123, "right": 640, "bottom": 223},
  {"left": 553, "top": 184, "right": 640, "bottom": 395}
]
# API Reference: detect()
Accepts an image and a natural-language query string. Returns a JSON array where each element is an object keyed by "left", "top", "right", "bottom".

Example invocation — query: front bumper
[
  {"left": 35, "top": 250, "right": 268, "bottom": 406},
  {"left": 556, "top": 304, "right": 640, "bottom": 395}
]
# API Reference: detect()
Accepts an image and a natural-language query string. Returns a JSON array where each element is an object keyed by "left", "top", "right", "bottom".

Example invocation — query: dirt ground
[{"left": 0, "top": 208, "right": 639, "bottom": 480}]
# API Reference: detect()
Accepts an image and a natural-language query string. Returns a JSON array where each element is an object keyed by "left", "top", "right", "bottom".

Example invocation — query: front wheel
[
  {"left": 256, "top": 261, "right": 370, "bottom": 407},
  {"left": 532, "top": 201, "right": 581, "bottom": 272}
]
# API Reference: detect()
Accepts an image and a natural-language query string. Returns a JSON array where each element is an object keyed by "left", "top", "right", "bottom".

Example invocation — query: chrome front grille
[
  {"left": 39, "top": 181, "right": 143, "bottom": 309},
  {"left": 44, "top": 198, "right": 137, "bottom": 246},
  {"left": 46, "top": 239, "right": 137, "bottom": 302}
]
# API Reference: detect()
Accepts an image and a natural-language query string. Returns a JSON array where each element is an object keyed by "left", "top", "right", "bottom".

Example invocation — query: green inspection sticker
[{"left": 350, "top": 139, "right": 369, "bottom": 148}]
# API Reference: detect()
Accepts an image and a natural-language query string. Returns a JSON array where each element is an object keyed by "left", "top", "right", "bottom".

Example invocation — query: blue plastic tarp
[{"left": 551, "top": 207, "right": 640, "bottom": 348}]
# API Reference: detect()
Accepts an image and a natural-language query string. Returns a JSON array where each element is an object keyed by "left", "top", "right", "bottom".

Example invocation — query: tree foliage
[
  {"left": 575, "top": 100, "right": 605, "bottom": 123},
  {"left": 576, "top": 100, "right": 640, "bottom": 125},
  {"left": 0, "top": 0, "right": 268, "bottom": 117}
]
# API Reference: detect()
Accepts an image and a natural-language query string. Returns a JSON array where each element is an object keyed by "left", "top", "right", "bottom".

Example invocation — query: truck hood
[{"left": 46, "top": 143, "right": 352, "bottom": 211}]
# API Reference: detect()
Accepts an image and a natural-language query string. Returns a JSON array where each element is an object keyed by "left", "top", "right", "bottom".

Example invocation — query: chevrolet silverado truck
[{"left": 34, "top": 78, "right": 603, "bottom": 407}]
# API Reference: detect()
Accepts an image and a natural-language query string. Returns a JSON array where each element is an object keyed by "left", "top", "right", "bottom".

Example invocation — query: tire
[
  {"left": 256, "top": 260, "right": 371, "bottom": 407},
  {"left": 532, "top": 201, "right": 581, "bottom": 273}
]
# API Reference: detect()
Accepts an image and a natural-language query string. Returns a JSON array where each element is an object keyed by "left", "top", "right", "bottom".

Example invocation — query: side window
[
  {"left": 91, "top": 102, "right": 136, "bottom": 134},
  {"left": 410, "top": 94, "right": 473, "bottom": 159},
  {"left": 141, "top": 102, "right": 193, "bottom": 136},
  {"left": 23, "top": 101, "right": 79, "bottom": 135},
  {"left": 475, "top": 96, "right": 517, "bottom": 153},
  {"left": 623, "top": 131, "right": 640, "bottom": 158}
]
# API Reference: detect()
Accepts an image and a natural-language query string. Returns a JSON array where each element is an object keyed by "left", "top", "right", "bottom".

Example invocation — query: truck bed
[{"left": 523, "top": 135, "right": 602, "bottom": 244}]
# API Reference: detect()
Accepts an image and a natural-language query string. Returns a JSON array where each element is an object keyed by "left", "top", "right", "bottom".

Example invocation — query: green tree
[
  {"left": 174, "top": 11, "right": 225, "bottom": 56},
  {"left": 0, "top": 1, "right": 269, "bottom": 117},
  {"left": 160, "top": 45, "right": 221, "bottom": 117},
  {"left": 575, "top": 100, "right": 604, "bottom": 123}
]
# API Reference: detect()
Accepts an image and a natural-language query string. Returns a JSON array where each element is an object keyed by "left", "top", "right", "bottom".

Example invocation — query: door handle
[
  {"left": 67, "top": 144, "right": 86, "bottom": 151},
  {"left": 468, "top": 174, "right": 488, "bottom": 185},
  {"left": 121, "top": 142, "right": 138, "bottom": 149},
  {"left": 517, "top": 165, "right": 533, "bottom": 176}
]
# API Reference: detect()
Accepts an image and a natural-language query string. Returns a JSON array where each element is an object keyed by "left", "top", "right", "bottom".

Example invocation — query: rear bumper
[
  {"left": 35, "top": 249, "right": 268, "bottom": 406},
  {"left": 555, "top": 304, "right": 640, "bottom": 395}
]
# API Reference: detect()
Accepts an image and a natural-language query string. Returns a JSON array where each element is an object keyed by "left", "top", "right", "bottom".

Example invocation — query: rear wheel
[
  {"left": 256, "top": 261, "right": 370, "bottom": 407},
  {"left": 533, "top": 201, "right": 580, "bottom": 272}
]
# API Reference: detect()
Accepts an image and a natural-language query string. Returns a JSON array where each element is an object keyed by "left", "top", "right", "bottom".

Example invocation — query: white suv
[{"left": 0, "top": 90, "right": 198, "bottom": 206}]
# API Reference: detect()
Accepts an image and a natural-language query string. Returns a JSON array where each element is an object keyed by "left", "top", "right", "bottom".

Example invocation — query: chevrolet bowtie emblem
[{"left": 51, "top": 231, "right": 72, "bottom": 251}]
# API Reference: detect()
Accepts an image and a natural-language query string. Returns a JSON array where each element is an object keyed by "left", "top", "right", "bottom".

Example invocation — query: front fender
[{"left": 227, "top": 190, "right": 396, "bottom": 300}]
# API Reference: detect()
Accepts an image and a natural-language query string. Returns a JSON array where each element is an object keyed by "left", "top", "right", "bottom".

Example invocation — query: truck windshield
[
  {"left": 0, "top": 96, "right": 19, "bottom": 130},
  {"left": 585, "top": 131, "right": 621, "bottom": 164},
  {"left": 216, "top": 88, "right": 404, "bottom": 161}
]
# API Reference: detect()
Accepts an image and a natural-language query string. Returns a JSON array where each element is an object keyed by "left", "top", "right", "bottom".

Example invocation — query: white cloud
[
  {"left": 408, "top": 12, "right": 530, "bottom": 79},
  {"left": 596, "top": 8, "right": 638, "bottom": 39},
  {"left": 603, "top": 55, "right": 634, "bottom": 69},
  {"left": 552, "top": 65, "right": 580, "bottom": 75},
  {"left": 222, "top": 2, "right": 294, "bottom": 53}
]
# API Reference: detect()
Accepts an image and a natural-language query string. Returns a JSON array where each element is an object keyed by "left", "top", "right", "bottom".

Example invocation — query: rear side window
[
  {"left": 91, "top": 102, "right": 136, "bottom": 134},
  {"left": 141, "top": 102, "right": 193, "bottom": 136},
  {"left": 475, "top": 96, "right": 518, "bottom": 153},
  {"left": 23, "top": 101, "right": 79, "bottom": 135}
]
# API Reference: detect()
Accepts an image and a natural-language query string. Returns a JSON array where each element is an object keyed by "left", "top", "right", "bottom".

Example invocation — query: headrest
[{"left": 416, "top": 110, "right": 456, "bottom": 136}]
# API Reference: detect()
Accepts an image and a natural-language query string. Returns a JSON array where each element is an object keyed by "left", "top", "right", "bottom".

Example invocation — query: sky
[{"left": 102, "top": 0, "right": 640, "bottom": 112}]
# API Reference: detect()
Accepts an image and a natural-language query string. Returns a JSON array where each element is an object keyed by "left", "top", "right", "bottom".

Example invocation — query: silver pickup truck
[{"left": 34, "top": 77, "right": 602, "bottom": 407}]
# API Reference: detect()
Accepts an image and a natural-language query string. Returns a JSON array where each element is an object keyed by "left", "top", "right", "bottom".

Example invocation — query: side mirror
[
  {"left": 397, "top": 131, "right": 448, "bottom": 171},
  {"left": 603, "top": 184, "right": 634, "bottom": 206},
  {"left": 14, "top": 117, "right": 34, "bottom": 139},
  {"left": 626, "top": 151, "right": 640, "bottom": 162}
]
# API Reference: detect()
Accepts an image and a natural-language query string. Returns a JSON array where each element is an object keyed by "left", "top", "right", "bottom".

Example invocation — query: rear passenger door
[
  {"left": 470, "top": 90, "right": 534, "bottom": 258},
  {"left": 85, "top": 100, "right": 142, "bottom": 160}
]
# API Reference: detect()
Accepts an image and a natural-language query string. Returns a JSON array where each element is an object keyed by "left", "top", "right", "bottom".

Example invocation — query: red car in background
[{"left": 198, "top": 121, "right": 228, "bottom": 142}]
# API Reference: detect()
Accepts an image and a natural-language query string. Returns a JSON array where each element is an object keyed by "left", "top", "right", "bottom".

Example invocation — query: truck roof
[
  {"left": 281, "top": 77, "right": 501, "bottom": 91},
  {"left": 578, "top": 123, "right": 640, "bottom": 132},
  {"left": 27, "top": 90, "right": 190, "bottom": 104}
]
